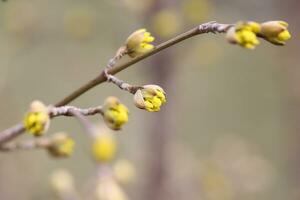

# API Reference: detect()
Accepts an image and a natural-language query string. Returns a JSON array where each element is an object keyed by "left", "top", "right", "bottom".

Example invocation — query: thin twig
[
  {"left": 0, "top": 137, "right": 51, "bottom": 151},
  {"left": 68, "top": 109, "right": 97, "bottom": 138},
  {"left": 0, "top": 22, "right": 232, "bottom": 144},
  {"left": 0, "top": 105, "right": 103, "bottom": 145}
]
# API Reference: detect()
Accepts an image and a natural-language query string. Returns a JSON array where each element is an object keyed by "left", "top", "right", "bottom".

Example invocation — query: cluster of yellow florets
[
  {"left": 23, "top": 100, "right": 50, "bottom": 136},
  {"left": 103, "top": 97, "right": 129, "bottom": 130},
  {"left": 133, "top": 85, "right": 167, "bottom": 112},
  {"left": 126, "top": 29, "right": 155, "bottom": 57},
  {"left": 226, "top": 20, "right": 291, "bottom": 49},
  {"left": 92, "top": 132, "right": 117, "bottom": 163}
]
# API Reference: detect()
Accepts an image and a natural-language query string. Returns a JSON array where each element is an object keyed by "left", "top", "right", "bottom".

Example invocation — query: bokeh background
[{"left": 0, "top": 0, "right": 299, "bottom": 199}]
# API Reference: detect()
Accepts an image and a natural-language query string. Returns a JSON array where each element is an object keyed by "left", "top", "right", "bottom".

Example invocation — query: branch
[
  {"left": 0, "top": 137, "right": 51, "bottom": 152},
  {"left": 55, "top": 22, "right": 231, "bottom": 107},
  {"left": 0, "top": 22, "right": 231, "bottom": 144},
  {"left": 0, "top": 105, "right": 103, "bottom": 145}
]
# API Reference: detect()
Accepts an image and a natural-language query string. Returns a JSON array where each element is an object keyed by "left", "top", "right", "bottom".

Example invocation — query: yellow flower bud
[
  {"left": 48, "top": 133, "right": 75, "bottom": 158},
  {"left": 103, "top": 97, "right": 129, "bottom": 130},
  {"left": 226, "top": 21, "right": 261, "bottom": 49},
  {"left": 23, "top": 100, "right": 50, "bottom": 136},
  {"left": 113, "top": 159, "right": 136, "bottom": 185},
  {"left": 92, "top": 133, "right": 116, "bottom": 163},
  {"left": 50, "top": 169, "right": 74, "bottom": 194},
  {"left": 126, "top": 28, "right": 155, "bottom": 57},
  {"left": 260, "top": 21, "right": 291, "bottom": 45},
  {"left": 133, "top": 85, "right": 166, "bottom": 112},
  {"left": 96, "top": 177, "right": 128, "bottom": 200}
]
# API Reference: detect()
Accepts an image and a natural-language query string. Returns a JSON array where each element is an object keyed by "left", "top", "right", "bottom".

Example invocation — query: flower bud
[
  {"left": 113, "top": 159, "right": 136, "bottom": 185},
  {"left": 48, "top": 132, "right": 75, "bottom": 158},
  {"left": 259, "top": 21, "right": 291, "bottom": 45},
  {"left": 96, "top": 177, "right": 128, "bottom": 200},
  {"left": 226, "top": 21, "right": 260, "bottom": 49},
  {"left": 103, "top": 96, "right": 129, "bottom": 130},
  {"left": 50, "top": 169, "right": 74, "bottom": 195},
  {"left": 133, "top": 85, "right": 166, "bottom": 112},
  {"left": 23, "top": 100, "right": 50, "bottom": 136},
  {"left": 92, "top": 133, "right": 116, "bottom": 163},
  {"left": 126, "top": 29, "right": 155, "bottom": 57}
]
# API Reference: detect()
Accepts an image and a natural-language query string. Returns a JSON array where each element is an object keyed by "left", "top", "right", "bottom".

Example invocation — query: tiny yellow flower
[
  {"left": 50, "top": 169, "right": 74, "bottom": 194},
  {"left": 103, "top": 96, "right": 129, "bottom": 130},
  {"left": 133, "top": 85, "right": 166, "bottom": 112},
  {"left": 23, "top": 100, "right": 50, "bottom": 136},
  {"left": 226, "top": 21, "right": 261, "bottom": 49},
  {"left": 48, "top": 133, "right": 75, "bottom": 158},
  {"left": 260, "top": 21, "right": 291, "bottom": 45},
  {"left": 126, "top": 29, "right": 155, "bottom": 57},
  {"left": 113, "top": 159, "right": 136, "bottom": 185},
  {"left": 92, "top": 133, "right": 116, "bottom": 163}
]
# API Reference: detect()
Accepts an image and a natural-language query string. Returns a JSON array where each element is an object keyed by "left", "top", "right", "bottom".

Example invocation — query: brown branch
[{"left": 0, "top": 21, "right": 231, "bottom": 144}]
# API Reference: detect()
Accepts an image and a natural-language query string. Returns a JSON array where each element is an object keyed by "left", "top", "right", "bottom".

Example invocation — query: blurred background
[{"left": 0, "top": 0, "right": 299, "bottom": 199}]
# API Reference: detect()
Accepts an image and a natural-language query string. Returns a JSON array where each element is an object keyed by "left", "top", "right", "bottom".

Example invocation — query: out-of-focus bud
[
  {"left": 133, "top": 85, "right": 166, "bottom": 112},
  {"left": 151, "top": 9, "right": 182, "bottom": 38},
  {"left": 259, "top": 21, "right": 291, "bottom": 45},
  {"left": 50, "top": 169, "right": 74, "bottom": 195},
  {"left": 96, "top": 177, "right": 128, "bottom": 200},
  {"left": 92, "top": 133, "right": 116, "bottom": 163},
  {"left": 126, "top": 29, "right": 155, "bottom": 57},
  {"left": 48, "top": 132, "right": 75, "bottom": 158},
  {"left": 113, "top": 159, "right": 136, "bottom": 185},
  {"left": 103, "top": 97, "right": 129, "bottom": 130},
  {"left": 23, "top": 100, "right": 50, "bottom": 136},
  {"left": 182, "top": 0, "right": 214, "bottom": 24},
  {"left": 226, "top": 21, "right": 261, "bottom": 49}
]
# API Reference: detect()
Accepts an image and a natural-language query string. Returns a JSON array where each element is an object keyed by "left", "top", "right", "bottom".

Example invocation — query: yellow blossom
[
  {"left": 226, "top": 21, "right": 261, "bottom": 49},
  {"left": 259, "top": 21, "right": 291, "bottom": 45},
  {"left": 126, "top": 29, "right": 155, "bottom": 57},
  {"left": 133, "top": 85, "right": 166, "bottom": 112},
  {"left": 48, "top": 133, "right": 75, "bottom": 158},
  {"left": 23, "top": 100, "right": 50, "bottom": 136},
  {"left": 103, "top": 97, "right": 129, "bottom": 130},
  {"left": 92, "top": 133, "right": 116, "bottom": 163}
]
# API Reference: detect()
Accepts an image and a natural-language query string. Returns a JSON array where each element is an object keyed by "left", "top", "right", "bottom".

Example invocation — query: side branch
[{"left": 0, "top": 105, "right": 104, "bottom": 145}]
